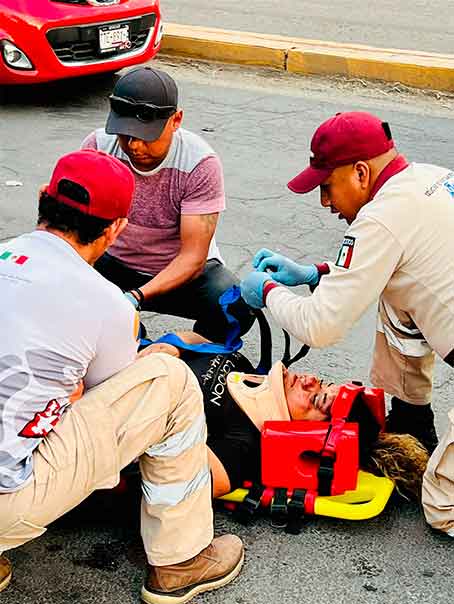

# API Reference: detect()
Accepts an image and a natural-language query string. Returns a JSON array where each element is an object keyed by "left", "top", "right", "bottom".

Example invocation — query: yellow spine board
[{"left": 218, "top": 471, "right": 394, "bottom": 521}]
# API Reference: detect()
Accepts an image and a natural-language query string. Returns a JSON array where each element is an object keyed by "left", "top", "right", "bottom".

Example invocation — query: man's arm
[
  {"left": 265, "top": 217, "right": 403, "bottom": 348},
  {"left": 136, "top": 153, "right": 224, "bottom": 301},
  {"left": 208, "top": 447, "right": 232, "bottom": 498},
  {"left": 138, "top": 212, "right": 219, "bottom": 300},
  {"left": 84, "top": 296, "right": 138, "bottom": 389},
  {"left": 137, "top": 330, "right": 212, "bottom": 358}
]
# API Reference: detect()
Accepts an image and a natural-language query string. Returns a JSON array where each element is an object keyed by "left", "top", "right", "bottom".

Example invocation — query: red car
[{"left": 0, "top": 0, "right": 162, "bottom": 85}]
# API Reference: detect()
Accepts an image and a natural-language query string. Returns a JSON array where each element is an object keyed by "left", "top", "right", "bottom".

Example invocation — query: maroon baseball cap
[
  {"left": 288, "top": 112, "right": 395, "bottom": 194},
  {"left": 46, "top": 149, "right": 135, "bottom": 220}
]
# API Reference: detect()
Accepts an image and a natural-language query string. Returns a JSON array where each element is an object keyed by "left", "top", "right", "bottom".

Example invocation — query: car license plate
[{"left": 99, "top": 24, "right": 130, "bottom": 53}]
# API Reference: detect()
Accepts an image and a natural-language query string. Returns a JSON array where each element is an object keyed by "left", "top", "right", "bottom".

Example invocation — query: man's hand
[
  {"left": 253, "top": 248, "right": 319, "bottom": 287},
  {"left": 240, "top": 271, "right": 272, "bottom": 309},
  {"left": 252, "top": 248, "right": 276, "bottom": 269}
]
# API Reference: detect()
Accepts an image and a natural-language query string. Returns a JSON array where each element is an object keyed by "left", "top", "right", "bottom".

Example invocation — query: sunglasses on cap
[{"left": 109, "top": 95, "right": 177, "bottom": 123}]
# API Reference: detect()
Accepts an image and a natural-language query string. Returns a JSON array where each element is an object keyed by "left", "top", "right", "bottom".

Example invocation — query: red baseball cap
[
  {"left": 46, "top": 149, "right": 135, "bottom": 220},
  {"left": 288, "top": 112, "right": 395, "bottom": 194}
]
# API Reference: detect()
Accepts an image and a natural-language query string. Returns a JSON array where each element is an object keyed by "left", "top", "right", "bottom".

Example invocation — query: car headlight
[{"left": 1, "top": 41, "right": 33, "bottom": 70}]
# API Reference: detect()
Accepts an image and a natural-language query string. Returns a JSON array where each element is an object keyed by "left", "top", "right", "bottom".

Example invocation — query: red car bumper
[{"left": 0, "top": 0, "right": 162, "bottom": 85}]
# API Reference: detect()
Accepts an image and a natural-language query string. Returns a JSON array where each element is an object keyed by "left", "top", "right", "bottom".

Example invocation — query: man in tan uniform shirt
[{"left": 241, "top": 111, "right": 454, "bottom": 461}]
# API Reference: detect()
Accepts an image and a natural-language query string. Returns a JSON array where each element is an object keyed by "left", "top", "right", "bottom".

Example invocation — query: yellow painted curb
[
  {"left": 161, "top": 23, "right": 288, "bottom": 69},
  {"left": 161, "top": 23, "right": 454, "bottom": 92}
]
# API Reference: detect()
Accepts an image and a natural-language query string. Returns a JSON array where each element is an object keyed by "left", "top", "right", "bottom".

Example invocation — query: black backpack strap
[
  {"left": 251, "top": 313, "right": 310, "bottom": 374},
  {"left": 270, "top": 487, "right": 288, "bottom": 528},
  {"left": 281, "top": 329, "right": 311, "bottom": 368},
  {"left": 253, "top": 309, "right": 273, "bottom": 374},
  {"left": 317, "top": 456, "right": 335, "bottom": 496},
  {"left": 286, "top": 489, "right": 307, "bottom": 535},
  {"left": 234, "top": 483, "right": 265, "bottom": 525}
]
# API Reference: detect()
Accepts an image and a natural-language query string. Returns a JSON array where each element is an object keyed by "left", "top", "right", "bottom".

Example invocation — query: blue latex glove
[
  {"left": 240, "top": 271, "right": 272, "bottom": 309},
  {"left": 253, "top": 248, "right": 319, "bottom": 287},
  {"left": 124, "top": 291, "right": 140, "bottom": 309},
  {"left": 252, "top": 248, "right": 276, "bottom": 269}
]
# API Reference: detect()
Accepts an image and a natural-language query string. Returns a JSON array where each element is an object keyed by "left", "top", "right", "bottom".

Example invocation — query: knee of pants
[
  {"left": 422, "top": 416, "right": 454, "bottom": 533},
  {"left": 94, "top": 254, "right": 144, "bottom": 292},
  {"left": 194, "top": 298, "right": 255, "bottom": 341},
  {"left": 231, "top": 298, "right": 256, "bottom": 336}
]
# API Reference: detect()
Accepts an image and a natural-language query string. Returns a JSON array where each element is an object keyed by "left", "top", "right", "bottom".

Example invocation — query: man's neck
[
  {"left": 129, "top": 156, "right": 166, "bottom": 173},
  {"left": 367, "top": 147, "right": 399, "bottom": 200},
  {"left": 35, "top": 226, "right": 100, "bottom": 265},
  {"left": 368, "top": 148, "right": 399, "bottom": 190},
  {"left": 368, "top": 150, "right": 409, "bottom": 201}
]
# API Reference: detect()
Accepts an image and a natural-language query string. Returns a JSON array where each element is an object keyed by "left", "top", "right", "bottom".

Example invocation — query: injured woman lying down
[{"left": 140, "top": 332, "right": 429, "bottom": 501}]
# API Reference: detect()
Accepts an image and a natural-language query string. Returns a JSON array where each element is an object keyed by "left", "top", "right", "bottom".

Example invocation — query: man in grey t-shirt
[{"left": 82, "top": 66, "right": 255, "bottom": 342}]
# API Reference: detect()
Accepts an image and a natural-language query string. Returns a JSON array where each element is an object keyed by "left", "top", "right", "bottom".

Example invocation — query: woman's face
[{"left": 282, "top": 368, "right": 340, "bottom": 421}]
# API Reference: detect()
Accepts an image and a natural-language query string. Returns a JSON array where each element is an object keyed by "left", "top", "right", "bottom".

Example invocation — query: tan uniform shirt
[{"left": 267, "top": 163, "right": 454, "bottom": 359}]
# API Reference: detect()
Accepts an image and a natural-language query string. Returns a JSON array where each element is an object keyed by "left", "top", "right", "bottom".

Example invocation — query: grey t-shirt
[{"left": 81, "top": 128, "right": 225, "bottom": 274}]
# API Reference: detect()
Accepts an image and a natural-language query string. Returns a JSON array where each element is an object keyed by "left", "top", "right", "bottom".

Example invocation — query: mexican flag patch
[
  {"left": 335, "top": 236, "right": 355, "bottom": 269},
  {"left": 0, "top": 250, "right": 28, "bottom": 265}
]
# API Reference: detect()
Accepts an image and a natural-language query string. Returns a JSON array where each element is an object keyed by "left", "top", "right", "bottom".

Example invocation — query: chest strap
[{"left": 317, "top": 384, "right": 364, "bottom": 496}]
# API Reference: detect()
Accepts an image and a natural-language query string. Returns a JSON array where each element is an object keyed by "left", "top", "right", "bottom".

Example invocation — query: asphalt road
[
  {"left": 1, "top": 60, "right": 454, "bottom": 603},
  {"left": 162, "top": 0, "right": 454, "bottom": 55}
]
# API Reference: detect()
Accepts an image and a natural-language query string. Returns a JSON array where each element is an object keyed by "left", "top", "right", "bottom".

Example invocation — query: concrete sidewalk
[{"left": 161, "top": 23, "right": 454, "bottom": 93}]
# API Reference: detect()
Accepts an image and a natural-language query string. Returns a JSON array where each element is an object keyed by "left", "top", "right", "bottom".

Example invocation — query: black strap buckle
[
  {"left": 270, "top": 488, "right": 288, "bottom": 528},
  {"left": 317, "top": 456, "right": 335, "bottom": 496},
  {"left": 286, "top": 489, "right": 307, "bottom": 535},
  {"left": 235, "top": 483, "right": 265, "bottom": 525}
]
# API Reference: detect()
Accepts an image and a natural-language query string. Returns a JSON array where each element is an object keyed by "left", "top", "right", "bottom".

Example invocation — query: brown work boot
[
  {"left": 0, "top": 556, "right": 12, "bottom": 593},
  {"left": 141, "top": 534, "right": 244, "bottom": 604}
]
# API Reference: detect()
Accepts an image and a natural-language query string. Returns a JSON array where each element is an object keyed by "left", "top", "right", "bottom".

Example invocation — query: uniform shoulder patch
[
  {"left": 335, "top": 236, "right": 356, "bottom": 269},
  {"left": 443, "top": 178, "right": 454, "bottom": 198}
]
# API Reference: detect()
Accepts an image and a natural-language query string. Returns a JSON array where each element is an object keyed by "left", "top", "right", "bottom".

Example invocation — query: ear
[
  {"left": 354, "top": 161, "right": 371, "bottom": 188},
  {"left": 105, "top": 217, "right": 128, "bottom": 246},
  {"left": 171, "top": 110, "right": 183, "bottom": 132}
]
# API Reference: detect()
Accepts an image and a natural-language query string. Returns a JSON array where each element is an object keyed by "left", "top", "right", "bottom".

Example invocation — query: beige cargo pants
[
  {"left": 370, "top": 298, "right": 435, "bottom": 404},
  {"left": 422, "top": 408, "right": 454, "bottom": 536},
  {"left": 0, "top": 353, "right": 213, "bottom": 566}
]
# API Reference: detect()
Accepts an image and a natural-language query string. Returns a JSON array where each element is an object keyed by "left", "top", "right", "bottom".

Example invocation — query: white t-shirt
[
  {"left": 0, "top": 231, "right": 138, "bottom": 492},
  {"left": 267, "top": 163, "right": 454, "bottom": 359}
]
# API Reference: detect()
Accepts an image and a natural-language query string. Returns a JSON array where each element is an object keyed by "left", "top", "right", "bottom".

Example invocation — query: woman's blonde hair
[{"left": 364, "top": 432, "right": 429, "bottom": 500}]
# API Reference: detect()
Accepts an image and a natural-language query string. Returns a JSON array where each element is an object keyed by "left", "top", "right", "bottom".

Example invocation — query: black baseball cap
[{"left": 106, "top": 66, "right": 179, "bottom": 142}]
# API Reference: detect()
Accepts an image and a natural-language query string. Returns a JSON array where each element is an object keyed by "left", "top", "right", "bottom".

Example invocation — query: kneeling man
[{"left": 0, "top": 150, "right": 243, "bottom": 603}]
